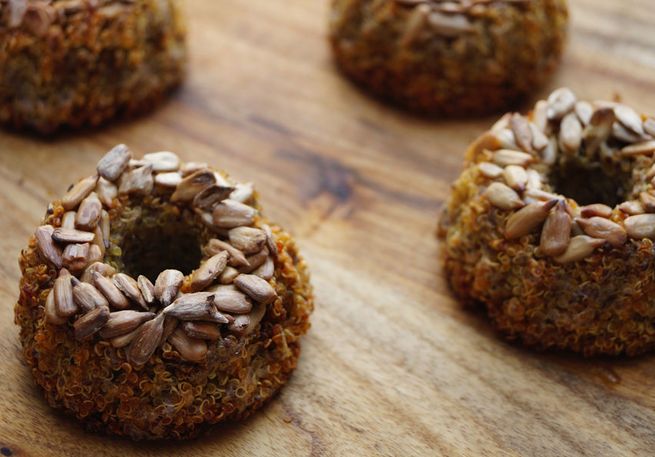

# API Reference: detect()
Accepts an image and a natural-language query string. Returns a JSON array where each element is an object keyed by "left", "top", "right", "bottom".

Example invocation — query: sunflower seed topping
[
  {"left": 212, "top": 200, "right": 257, "bottom": 228},
  {"left": 483, "top": 182, "right": 524, "bottom": 210},
  {"left": 205, "top": 238, "right": 250, "bottom": 267},
  {"left": 154, "top": 172, "right": 183, "bottom": 188},
  {"left": 73, "top": 306, "right": 110, "bottom": 341},
  {"left": 234, "top": 274, "right": 277, "bottom": 305},
  {"left": 154, "top": 269, "right": 184, "bottom": 307},
  {"left": 171, "top": 170, "right": 216, "bottom": 202},
  {"left": 137, "top": 275, "right": 156, "bottom": 305},
  {"left": 96, "top": 177, "right": 118, "bottom": 208},
  {"left": 62, "top": 243, "right": 90, "bottom": 272},
  {"left": 61, "top": 211, "right": 76, "bottom": 229},
  {"left": 143, "top": 151, "right": 180, "bottom": 172},
  {"left": 190, "top": 251, "right": 229, "bottom": 292},
  {"left": 99, "top": 310, "right": 156, "bottom": 339},
  {"left": 478, "top": 162, "right": 503, "bottom": 178},
  {"left": 93, "top": 272, "right": 129, "bottom": 310},
  {"left": 75, "top": 192, "right": 102, "bottom": 230},
  {"left": 219, "top": 266, "right": 240, "bottom": 284},
  {"left": 118, "top": 164, "right": 154, "bottom": 195},
  {"left": 559, "top": 112, "right": 582, "bottom": 155},
  {"left": 182, "top": 321, "right": 221, "bottom": 341},
  {"left": 554, "top": 235, "right": 606, "bottom": 263},
  {"left": 582, "top": 107, "right": 615, "bottom": 156},
  {"left": 35, "top": 225, "right": 63, "bottom": 268},
  {"left": 539, "top": 200, "right": 571, "bottom": 256},
  {"left": 209, "top": 285, "right": 253, "bottom": 314},
  {"left": 619, "top": 200, "right": 645, "bottom": 216},
  {"left": 62, "top": 175, "right": 98, "bottom": 211},
  {"left": 45, "top": 289, "right": 67, "bottom": 325},
  {"left": 54, "top": 268, "right": 77, "bottom": 317},
  {"left": 510, "top": 114, "right": 533, "bottom": 152},
  {"left": 73, "top": 281, "right": 109, "bottom": 311},
  {"left": 576, "top": 217, "right": 626, "bottom": 247},
  {"left": 624, "top": 214, "right": 655, "bottom": 239},
  {"left": 505, "top": 199, "right": 557, "bottom": 240},
  {"left": 547, "top": 87, "right": 576, "bottom": 120},
  {"left": 127, "top": 313, "right": 165, "bottom": 366},
  {"left": 52, "top": 227, "right": 95, "bottom": 244},
  {"left": 230, "top": 183, "right": 255, "bottom": 204},
  {"left": 97, "top": 144, "right": 131, "bottom": 182},
  {"left": 192, "top": 184, "right": 234, "bottom": 210},
  {"left": 80, "top": 262, "right": 116, "bottom": 283},
  {"left": 503, "top": 165, "right": 528, "bottom": 191},
  {"left": 228, "top": 303, "right": 266, "bottom": 336},
  {"left": 253, "top": 256, "right": 275, "bottom": 280},
  {"left": 163, "top": 293, "right": 230, "bottom": 323},
  {"left": 492, "top": 149, "right": 534, "bottom": 167},
  {"left": 169, "top": 328, "right": 208, "bottom": 362},
  {"left": 113, "top": 273, "right": 148, "bottom": 309},
  {"left": 621, "top": 140, "right": 655, "bottom": 157},
  {"left": 615, "top": 104, "right": 645, "bottom": 136}
]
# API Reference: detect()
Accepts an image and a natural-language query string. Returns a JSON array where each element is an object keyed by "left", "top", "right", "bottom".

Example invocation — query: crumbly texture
[
  {"left": 329, "top": 0, "right": 568, "bottom": 116},
  {"left": 0, "top": 0, "right": 186, "bottom": 134},
  {"left": 15, "top": 195, "right": 313, "bottom": 440},
  {"left": 439, "top": 91, "right": 655, "bottom": 356}
]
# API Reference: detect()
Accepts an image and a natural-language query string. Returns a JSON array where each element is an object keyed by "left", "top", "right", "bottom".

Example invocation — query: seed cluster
[{"left": 34, "top": 145, "right": 280, "bottom": 365}]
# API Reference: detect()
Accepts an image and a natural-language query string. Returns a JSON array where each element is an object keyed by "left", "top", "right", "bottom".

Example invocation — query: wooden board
[{"left": 1, "top": 0, "right": 655, "bottom": 455}]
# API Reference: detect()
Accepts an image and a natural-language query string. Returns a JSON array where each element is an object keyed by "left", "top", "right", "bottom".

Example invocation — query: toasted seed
[
  {"left": 524, "top": 188, "right": 560, "bottom": 202},
  {"left": 253, "top": 256, "right": 275, "bottom": 280},
  {"left": 73, "top": 281, "right": 109, "bottom": 312},
  {"left": 580, "top": 203, "right": 613, "bottom": 219},
  {"left": 525, "top": 169, "right": 542, "bottom": 191},
  {"left": 163, "top": 293, "right": 230, "bottom": 323},
  {"left": 559, "top": 112, "right": 582, "bottom": 155},
  {"left": 93, "top": 271, "right": 129, "bottom": 309},
  {"left": 97, "top": 144, "right": 131, "bottom": 182},
  {"left": 87, "top": 244, "right": 102, "bottom": 265},
  {"left": 154, "top": 172, "right": 183, "bottom": 188},
  {"left": 96, "top": 177, "right": 118, "bottom": 208},
  {"left": 583, "top": 108, "right": 615, "bottom": 156},
  {"left": 154, "top": 269, "right": 184, "bottom": 306},
  {"left": 615, "top": 104, "right": 645, "bottom": 136},
  {"left": 190, "top": 252, "right": 229, "bottom": 292},
  {"left": 540, "top": 200, "right": 572, "bottom": 256},
  {"left": 61, "top": 211, "right": 76, "bottom": 229},
  {"left": 75, "top": 192, "right": 102, "bottom": 230},
  {"left": 576, "top": 217, "right": 627, "bottom": 247},
  {"left": 547, "top": 88, "right": 576, "bottom": 120},
  {"left": 541, "top": 136, "right": 558, "bottom": 165},
  {"left": 503, "top": 165, "right": 528, "bottom": 191},
  {"left": 208, "top": 285, "right": 253, "bottom": 314},
  {"left": 81, "top": 262, "right": 115, "bottom": 284},
  {"left": 92, "top": 225, "right": 105, "bottom": 256},
  {"left": 62, "top": 175, "right": 98, "bottom": 210},
  {"left": 73, "top": 306, "right": 110, "bottom": 341},
  {"left": 118, "top": 165, "right": 154, "bottom": 195},
  {"left": 100, "top": 310, "right": 156, "bottom": 339},
  {"left": 554, "top": 235, "right": 605, "bottom": 263},
  {"left": 619, "top": 200, "right": 645, "bottom": 216},
  {"left": 162, "top": 315, "right": 179, "bottom": 342},
  {"left": 624, "top": 214, "right": 655, "bottom": 239},
  {"left": 171, "top": 170, "right": 216, "bottom": 202},
  {"left": 143, "top": 151, "right": 180, "bottom": 172},
  {"left": 234, "top": 274, "right": 277, "bottom": 305},
  {"left": 426, "top": 10, "right": 473, "bottom": 36},
  {"left": 228, "top": 227, "right": 267, "bottom": 255},
  {"left": 127, "top": 313, "right": 165, "bottom": 365},
  {"left": 613, "top": 122, "right": 643, "bottom": 144},
  {"left": 478, "top": 162, "right": 503, "bottom": 179},
  {"left": 113, "top": 273, "right": 148, "bottom": 309},
  {"left": 640, "top": 191, "right": 655, "bottom": 213},
  {"left": 182, "top": 321, "right": 221, "bottom": 341},
  {"left": 45, "top": 288, "right": 67, "bottom": 325},
  {"left": 169, "top": 328, "right": 208, "bottom": 362},
  {"left": 230, "top": 183, "right": 254, "bottom": 204},
  {"left": 505, "top": 200, "right": 558, "bottom": 240},
  {"left": 621, "top": 140, "right": 655, "bottom": 157},
  {"left": 52, "top": 227, "right": 95, "bottom": 244},
  {"left": 128, "top": 159, "right": 147, "bottom": 168},
  {"left": 204, "top": 238, "right": 250, "bottom": 267},
  {"left": 213, "top": 200, "right": 257, "bottom": 228},
  {"left": 62, "top": 243, "right": 90, "bottom": 272},
  {"left": 532, "top": 100, "right": 548, "bottom": 132},
  {"left": 493, "top": 128, "right": 518, "bottom": 150},
  {"left": 110, "top": 327, "right": 141, "bottom": 348},
  {"left": 181, "top": 162, "right": 208, "bottom": 176},
  {"left": 192, "top": 184, "right": 234, "bottom": 210},
  {"left": 261, "top": 224, "right": 278, "bottom": 259},
  {"left": 492, "top": 149, "right": 534, "bottom": 167},
  {"left": 137, "top": 275, "right": 156, "bottom": 305},
  {"left": 239, "top": 248, "right": 270, "bottom": 273},
  {"left": 645, "top": 118, "right": 655, "bottom": 137},
  {"left": 54, "top": 268, "right": 76, "bottom": 317},
  {"left": 510, "top": 114, "right": 533, "bottom": 152},
  {"left": 219, "top": 266, "right": 240, "bottom": 285},
  {"left": 575, "top": 101, "right": 593, "bottom": 125},
  {"left": 228, "top": 303, "right": 266, "bottom": 335},
  {"left": 529, "top": 123, "right": 549, "bottom": 151},
  {"left": 35, "top": 225, "right": 63, "bottom": 268},
  {"left": 483, "top": 182, "right": 524, "bottom": 210}
]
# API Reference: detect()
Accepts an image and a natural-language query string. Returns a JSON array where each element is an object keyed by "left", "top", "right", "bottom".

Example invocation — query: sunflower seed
[
  {"left": 127, "top": 313, "right": 165, "bottom": 365},
  {"left": 35, "top": 225, "right": 63, "bottom": 268},
  {"left": 52, "top": 227, "right": 95, "bottom": 244},
  {"left": 110, "top": 327, "right": 141, "bottom": 348},
  {"left": 205, "top": 239, "right": 250, "bottom": 267},
  {"left": 113, "top": 273, "right": 148, "bottom": 309},
  {"left": 478, "top": 162, "right": 503, "bottom": 178},
  {"left": 524, "top": 188, "right": 560, "bottom": 202},
  {"left": 621, "top": 140, "right": 655, "bottom": 157},
  {"left": 87, "top": 244, "right": 102, "bottom": 265},
  {"left": 45, "top": 289, "right": 67, "bottom": 325},
  {"left": 182, "top": 321, "right": 221, "bottom": 341},
  {"left": 228, "top": 303, "right": 266, "bottom": 336},
  {"left": 75, "top": 192, "right": 102, "bottom": 230},
  {"left": 97, "top": 144, "right": 131, "bottom": 182},
  {"left": 62, "top": 243, "right": 90, "bottom": 271},
  {"left": 181, "top": 162, "right": 208, "bottom": 176},
  {"left": 503, "top": 165, "right": 528, "bottom": 191},
  {"left": 80, "top": 262, "right": 116, "bottom": 283},
  {"left": 128, "top": 159, "right": 147, "bottom": 168},
  {"left": 547, "top": 88, "right": 576, "bottom": 120},
  {"left": 92, "top": 225, "right": 106, "bottom": 257},
  {"left": 580, "top": 203, "right": 612, "bottom": 219},
  {"left": 613, "top": 122, "right": 644, "bottom": 144},
  {"left": 559, "top": 113, "right": 582, "bottom": 155},
  {"left": 583, "top": 107, "right": 615, "bottom": 156},
  {"left": 54, "top": 268, "right": 77, "bottom": 317},
  {"left": 154, "top": 172, "right": 183, "bottom": 188},
  {"left": 554, "top": 235, "right": 605, "bottom": 263},
  {"left": 169, "top": 328, "right": 208, "bottom": 362},
  {"left": 427, "top": 11, "right": 473, "bottom": 36},
  {"left": 61, "top": 211, "right": 76, "bottom": 229},
  {"left": 574, "top": 101, "right": 593, "bottom": 125},
  {"left": 192, "top": 184, "right": 234, "bottom": 211},
  {"left": 171, "top": 170, "right": 216, "bottom": 202},
  {"left": 213, "top": 200, "right": 257, "bottom": 228},
  {"left": 540, "top": 200, "right": 572, "bottom": 256},
  {"left": 163, "top": 293, "right": 230, "bottom": 323},
  {"left": 640, "top": 191, "right": 655, "bottom": 213},
  {"left": 137, "top": 275, "right": 156, "bottom": 305},
  {"left": 154, "top": 269, "right": 184, "bottom": 306},
  {"left": 118, "top": 164, "right": 154, "bottom": 195},
  {"left": 505, "top": 199, "right": 558, "bottom": 240},
  {"left": 525, "top": 169, "right": 542, "bottom": 191},
  {"left": 62, "top": 175, "right": 98, "bottom": 211},
  {"left": 483, "top": 182, "right": 524, "bottom": 210},
  {"left": 619, "top": 200, "right": 645, "bottom": 216},
  {"left": 95, "top": 177, "right": 118, "bottom": 208},
  {"left": 143, "top": 151, "right": 180, "bottom": 172},
  {"left": 510, "top": 114, "right": 532, "bottom": 152},
  {"left": 615, "top": 104, "right": 645, "bottom": 136},
  {"left": 190, "top": 251, "right": 229, "bottom": 292},
  {"left": 492, "top": 149, "right": 534, "bottom": 167},
  {"left": 576, "top": 217, "right": 626, "bottom": 247},
  {"left": 100, "top": 210, "right": 110, "bottom": 248},
  {"left": 493, "top": 128, "right": 518, "bottom": 150},
  {"left": 253, "top": 256, "right": 275, "bottom": 280},
  {"left": 99, "top": 310, "right": 156, "bottom": 339},
  {"left": 239, "top": 248, "right": 270, "bottom": 273},
  {"left": 529, "top": 123, "right": 549, "bottom": 151},
  {"left": 73, "top": 306, "right": 110, "bottom": 341},
  {"left": 229, "top": 182, "right": 255, "bottom": 204},
  {"left": 645, "top": 118, "right": 655, "bottom": 137},
  {"left": 73, "top": 281, "right": 109, "bottom": 312},
  {"left": 93, "top": 271, "right": 129, "bottom": 309},
  {"left": 541, "top": 136, "right": 558, "bottom": 165},
  {"left": 532, "top": 100, "right": 548, "bottom": 132},
  {"left": 228, "top": 227, "right": 266, "bottom": 255},
  {"left": 219, "top": 266, "right": 240, "bottom": 284},
  {"left": 262, "top": 224, "right": 278, "bottom": 259},
  {"left": 234, "top": 274, "right": 277, "bottom": 305},
  {"left": 208, "top": 285, "right": 253, "bottom": 314},
  {"left": 624, "top": 214, "right": 655, "bottom": 239}
]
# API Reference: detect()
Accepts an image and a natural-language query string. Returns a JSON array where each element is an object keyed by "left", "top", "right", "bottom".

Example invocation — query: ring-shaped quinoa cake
[
  {"left": 439, "top": 87, "right": 655, "bottom": 356},
  {"left": 329, "top": 0, "right": 568, "bottom": 116},
  {"left": 0, "top": 0, "right": 186, "bottom": 134},
  {"left": 15, "top": 146, "right": 314, "bottom": 439}
]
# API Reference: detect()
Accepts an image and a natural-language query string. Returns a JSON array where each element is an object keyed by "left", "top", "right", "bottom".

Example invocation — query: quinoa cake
[
  {"left": 439, "top": 88, "right": 655, "bottom": 356},
  {"left": 329, "top": 0, "right": 568, "bottom": 116},
  {"left": 15, "top": 146, "right": 314, "bottom": 439},
  {"left": 0, "top": 0, "right": 186, "bottom": 134}
]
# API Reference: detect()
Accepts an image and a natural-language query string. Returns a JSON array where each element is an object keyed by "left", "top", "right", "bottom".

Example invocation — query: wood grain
[{"left": 2, "top": 0, "right": 655, "bottom": 455}]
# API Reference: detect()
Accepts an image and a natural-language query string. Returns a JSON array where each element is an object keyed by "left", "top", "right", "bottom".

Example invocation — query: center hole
[{"left": 548, "top": 159, "right": 631, "bottom": 207}]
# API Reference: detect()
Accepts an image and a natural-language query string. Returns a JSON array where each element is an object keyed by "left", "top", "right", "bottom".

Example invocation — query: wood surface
[{"left": 1, "top": 0, "right": 655, "bottom": 455}]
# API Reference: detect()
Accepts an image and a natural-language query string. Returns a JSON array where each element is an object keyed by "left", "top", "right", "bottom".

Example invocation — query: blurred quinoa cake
[
  {"left": 329, "top": 0, "right": 568, "bottom": 116},
  {"left": 0, "top": 0, "right": 186, "bottom": 134},
  {"left": 15, "top": 146, "right": 313, "bottom": 439},
  {"left": 439, "top": 87, "right": 655, "bottom": 356}
]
